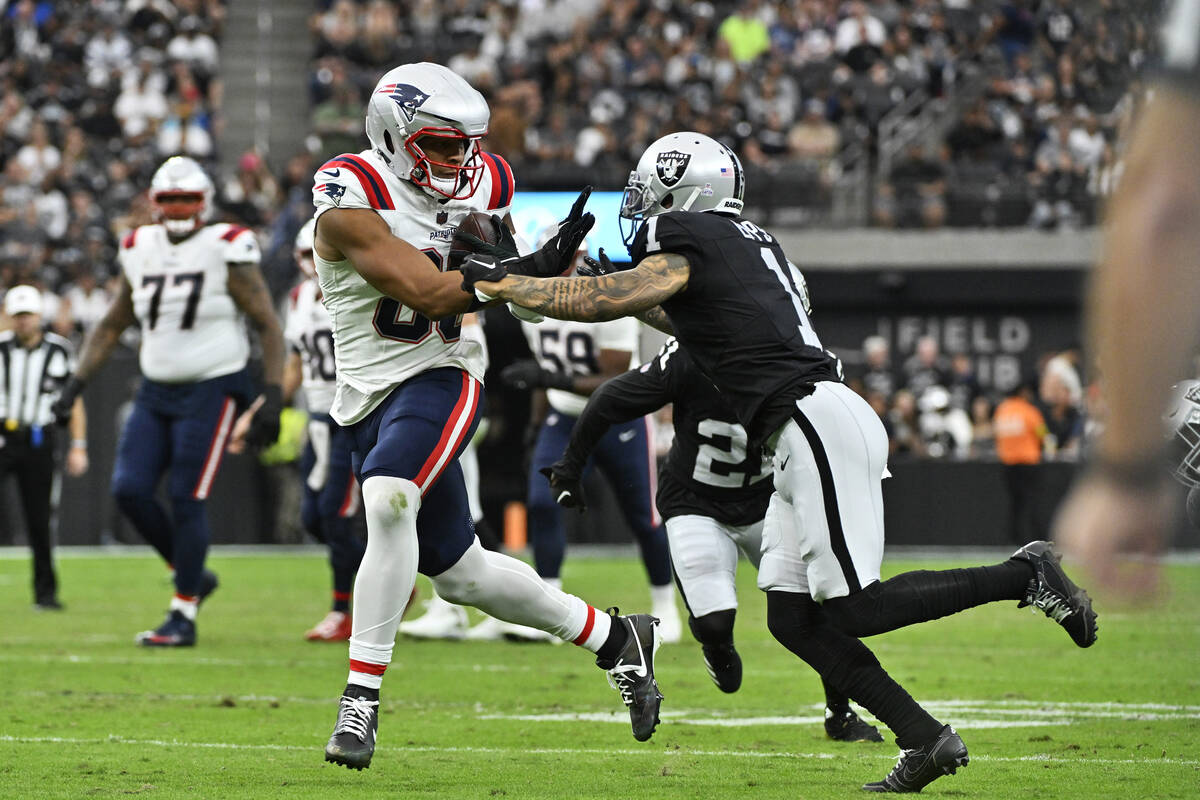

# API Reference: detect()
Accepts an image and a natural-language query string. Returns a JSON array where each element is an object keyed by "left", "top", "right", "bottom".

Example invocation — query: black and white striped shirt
[{"left": 0, "top": 331, "right": 75, "bottom": 428}]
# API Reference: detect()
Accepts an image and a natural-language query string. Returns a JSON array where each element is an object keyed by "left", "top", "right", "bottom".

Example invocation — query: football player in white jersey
[
  {"left": 311, "top": 62, "right": 664, "bottom": 770},
  {"left": 55, "top": 156, "right": 285, "bottom": 647},
  {"left": 285, "top": 218, "right": 365, "bottom": 641},
  {"left": 500, "top": 232, "right": 681, "bottom": 643}
]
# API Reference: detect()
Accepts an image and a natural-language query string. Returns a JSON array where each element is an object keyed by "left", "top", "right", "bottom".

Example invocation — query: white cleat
[
  {"left": 463, "top": 615, "right": 507, "bottom": 641},
  {"left": 397, "top": 594, "right": 468, "bottom": 640}
]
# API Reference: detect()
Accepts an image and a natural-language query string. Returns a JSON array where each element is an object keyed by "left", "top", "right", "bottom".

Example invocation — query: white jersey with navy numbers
[
  {"left": 119, "top": 222, "right": 258, "bottom": 383},
  {"left": 311, "top": 148, "right": 514, "bottom": 425},
  {"left": 285, "top": 279, "right": 337, "bottom": 416},
  {"left": 521, "top": 316, "right": 640, "bottom": 417}
]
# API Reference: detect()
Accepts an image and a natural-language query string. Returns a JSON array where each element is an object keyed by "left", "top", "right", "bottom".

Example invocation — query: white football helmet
[
  {"left": 365, "top": 62, "right": 489, "bottom": 200},
  {"left": 294, "top": 217, "right": 316, "bottom": 279},
  {"left": 619, "top": 132, "right": 745, "bottom": 250},
  {"left": 1165, "top": 380, "right": 1200, "bottom": 487},
  {"left": 150, "top": 156, "right": 214, "bottom": 236}
]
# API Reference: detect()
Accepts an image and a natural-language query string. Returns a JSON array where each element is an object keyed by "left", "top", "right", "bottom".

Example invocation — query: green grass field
[{"left": 0, "top": 549, "right": 1196, "bottom": 799}]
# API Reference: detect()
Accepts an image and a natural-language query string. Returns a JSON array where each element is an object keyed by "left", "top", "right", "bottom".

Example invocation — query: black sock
[
  {"left": 823, "top": 678, "right": 851, "bottom": 715},
  {"left": 344, "top": 683, "right": 378, "bottom": 702},
  {"left": 824, "top": 560, "right": 1034, "bottom": 638},
  {"left": 595, "top": 613, "right": 629, "bottom": 662},
  {"left": 766, "top": 591, "right": 942, "bottom": 749}
]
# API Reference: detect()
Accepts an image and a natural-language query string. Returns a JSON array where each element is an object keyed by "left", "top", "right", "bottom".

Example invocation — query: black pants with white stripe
[{"left": 0, "top": 428, "right": 58, "bottom": 603}]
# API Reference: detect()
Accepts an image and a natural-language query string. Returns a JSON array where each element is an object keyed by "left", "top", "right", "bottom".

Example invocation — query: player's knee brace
[
  {"left": 688, "top": 608, "right": 736, "bottom": 646},
  {"left": 361, "top": 475, "right": 421, "bottom": 544}
]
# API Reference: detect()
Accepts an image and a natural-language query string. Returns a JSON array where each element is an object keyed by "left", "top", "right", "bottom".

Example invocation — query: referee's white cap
[{"left": 3, "top": 285, "right": 42, "bottom": 316}]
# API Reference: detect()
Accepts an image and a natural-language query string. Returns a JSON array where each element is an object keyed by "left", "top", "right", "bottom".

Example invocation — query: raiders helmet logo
[
  {"left": 376, "top": 83, "right": 431, "bottom": 123},
  {"left": 655, "top": 150, "right": 691, "bottom": 187}
]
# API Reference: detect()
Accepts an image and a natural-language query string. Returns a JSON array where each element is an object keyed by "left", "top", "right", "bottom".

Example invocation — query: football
[{"left": 455, "top": 211, "right": 501, "bottom": 249}]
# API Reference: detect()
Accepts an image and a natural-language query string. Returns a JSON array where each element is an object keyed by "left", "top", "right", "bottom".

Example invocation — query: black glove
[
  {"left": 504, "top": 186, "right": 595, "bottom": 278},
  {"left": 450, "top": 214, "right": 520, "bottom": 267},
  {"left": 540, "top": 464, "right": 586, "bottom": 513},
  {"left": 51, "top": 377, "right": 85, "bottom": 427},
  {"left": 245, "top": 384, "right": 283, "bottom": 449},
  {"left": 501, "top": 359, "right": 574, "bottom": 392},
  {"left": 459, "top": 253, "right": 509, "bottom": 296},
  {"left": 577, "top": 247, "right": 623, "bottom": 278}
]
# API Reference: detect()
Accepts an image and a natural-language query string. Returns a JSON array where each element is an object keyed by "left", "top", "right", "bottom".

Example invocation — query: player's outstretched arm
[
  {"left": 74, "top": 275, "right": 136, "bottom": 383},
  {"left": 318, "top": 208, "right": 476, "bottom": 319},
  {"left": 227, "top": 262, "right": 285, "bottom": 388},
  {"left": 475, "top": 253, "right": 690, "bottom": 323}
]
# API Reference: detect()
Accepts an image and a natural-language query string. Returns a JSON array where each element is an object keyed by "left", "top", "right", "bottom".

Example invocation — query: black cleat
[
  {"left": 701, "top": 643, "right": 742, "bottom": 693},
  {"left": 1011, "top": 541, "right": 1098, "bottom": 647},
  {"left": 197, "top": 570, "right": 219, "bottom": 605},
  {"left": 863, "top": 725, "right": 969, "bottom": 793},
  {"left": 135, "top": 610, "right": 196, "bottom": 647},
  {"left": 826, "top": 708, "right": 884, "bottom": 743},
  {"left": 324, "top": 693, "right": 379, "bottom": 770},
  {"left": 596, "top": 610, "right": 663, "bottom": 742}
]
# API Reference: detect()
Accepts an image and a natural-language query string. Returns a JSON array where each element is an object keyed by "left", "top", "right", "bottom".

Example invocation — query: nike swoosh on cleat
[{"left": 627, "top": 626, "right": 648, "bottom": 677}]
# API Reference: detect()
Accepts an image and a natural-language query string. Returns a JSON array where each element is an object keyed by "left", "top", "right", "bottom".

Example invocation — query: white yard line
[{"left": 1, "top": 734, "right": 1196, "bottom": 767}]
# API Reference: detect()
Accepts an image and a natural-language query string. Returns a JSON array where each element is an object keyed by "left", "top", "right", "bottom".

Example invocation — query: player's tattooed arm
[
  {"left": 636, "top": 305, "right": 674, "bottom": 335},
  {"left": 485, "top": 253, "right": 690, "bottom": 322},
  {"left": 227, "top": 262, "right": 285, "bottom": 386},
  {"left": 74, "top": 275, "right": 136, "bottom": 382}
]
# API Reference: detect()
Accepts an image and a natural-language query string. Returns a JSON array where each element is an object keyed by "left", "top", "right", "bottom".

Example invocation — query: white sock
[
  {"left": 432, "top": 539, "right": 612, "bottom": 651},
  {"left": 169, "top": 594, "right": 198, "bottom": 621},
  {"left": 650, "top": 583, "right": 676, "bottom": 611},
  {"left": 347, "top": 476, "right": 421, "bottom": 689}
]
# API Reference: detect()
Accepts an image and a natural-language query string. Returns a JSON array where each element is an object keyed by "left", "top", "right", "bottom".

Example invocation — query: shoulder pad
[
  {"left": 314, "top": 154, "right": 395, "bottom": 211},
  {"left": 221, "top": 225, "right": 261, "bottom": 263}
]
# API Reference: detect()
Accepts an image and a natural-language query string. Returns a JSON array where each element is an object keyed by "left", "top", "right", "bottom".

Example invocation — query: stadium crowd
[{"left": 308, "top": 0, "right": 1153, "bottom": 228}]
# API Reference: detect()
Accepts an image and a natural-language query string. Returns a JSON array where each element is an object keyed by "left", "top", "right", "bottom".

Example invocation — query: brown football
[{"left": 454, "top": 211, "right": 500, "bottom": 248}]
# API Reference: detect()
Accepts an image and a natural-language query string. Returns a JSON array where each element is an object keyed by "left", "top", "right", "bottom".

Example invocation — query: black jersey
[
  {"left": 629, "top": 210, "right": 841, "bottom": 445},
  {"left": 553, "top": 339, "right": 774, "bottom": 526}
]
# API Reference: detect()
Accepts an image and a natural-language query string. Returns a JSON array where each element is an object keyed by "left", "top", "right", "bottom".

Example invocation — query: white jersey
[
  {"left": 119, "top": 222, "right": 258, "bottom": 383},
  {"left": 522, "top": 315, "right": 639, "bottom": 417},
  {"left": 311, "top": 149, "right": 514, "bottom": 425},
  {"left": 285, "top": 279, "right": 337, "bottom": 416}
]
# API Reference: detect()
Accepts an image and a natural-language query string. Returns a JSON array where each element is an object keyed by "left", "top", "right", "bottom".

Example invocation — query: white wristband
[
  {"left": 71, "top": 439, "right": 87, "bottom": 449},
  {"left": 474, "top": 287, "right": 495, "bottom": 303}
]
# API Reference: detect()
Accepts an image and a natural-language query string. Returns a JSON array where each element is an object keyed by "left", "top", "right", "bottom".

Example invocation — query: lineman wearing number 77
[
  {"left": 53, "top": 155, "right": 286, "bottom": 647},
  {"left": 461, "top": 131, "right": 1100, "bottom": 793}
]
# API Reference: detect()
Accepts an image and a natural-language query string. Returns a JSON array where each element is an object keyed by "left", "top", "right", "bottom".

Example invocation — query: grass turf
[{"left": 0, "top": 550, "right": 1196, "bottom": 799}]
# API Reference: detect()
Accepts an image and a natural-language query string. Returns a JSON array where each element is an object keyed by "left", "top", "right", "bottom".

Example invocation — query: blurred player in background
[
  {"left": 463, "top": 131, "right": 1100, "bottom": 792},
  {"left": 500, "top": 229, "right": 680, "bottom": 643},
  {"left": 54, "top": 156, "right": 285, "bottom": 647},
  {"left": 284, "top": 218, "right": 365, "bottom": 641},
  {"left": 543, "top": 335, "right": 881, "bottom": 742},
  {"left": 312, "top": 62, "right": 663, "bottom": 771},
  {"left": 1054, "top": 0, "right": 1200, "bottom": 599}
]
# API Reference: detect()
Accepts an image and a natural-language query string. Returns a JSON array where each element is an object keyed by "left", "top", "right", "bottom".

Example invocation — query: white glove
[{"left": 508, "top": 303, "right": 544, "bottom": 324}]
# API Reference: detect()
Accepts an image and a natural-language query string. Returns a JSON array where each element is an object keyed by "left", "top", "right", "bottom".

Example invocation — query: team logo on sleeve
[
  {"left": 376, "top": 83, "right": 430, "bottom": 123},
  {"left": 655, "top": 150, "right": 691, "bottom": 187},
  {"left": 316, "top": 183, "right": 346, "bottom": 205}
]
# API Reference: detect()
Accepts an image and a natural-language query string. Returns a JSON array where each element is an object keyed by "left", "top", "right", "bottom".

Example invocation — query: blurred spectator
[
  {"left": 311, "top": 80, "right": 363, "bottom": 161},
  {"left": 888, "top": 388, "right": 924, "bottom": 459},
  {"left": 1040, "top": 354, "right": 1084, "bottom": 460},
  {"left": 902, "top": 335, "right": 951, "bottom": 397},
  {"left": 993, "top": 380, "right": 1047, "bottom": 544},
  {"left": 220, "top": 151, "right": 280, "bottom": 229},
  {"left": 835, "top": 1, "right": 886, "bottom": 72},
  {"left": 874, "top": 143, "right": 948, "bottom": 228},
  {"left": 857, "top": 335, "right": 896, "bottom": 398},
  {"left": 917, "top": 385, "right": 972, "bottom": 459},
  {"left": 947, "top": 352, "right": 981, "bottom": 411},
  {"left": 718, "top": 1, "right": 770, "bottom": 65},
  {"left": 62, "top": 268, "right": 112, "bottom": 336},
  {"left": 15, "top": 120, "right": 61, "bottom": 186},
  {"left": 788, "top": 99, "right": 840, "bottom": 165},
  {"left": 968, "top": 395, "right": 996, "bottom": 459}
]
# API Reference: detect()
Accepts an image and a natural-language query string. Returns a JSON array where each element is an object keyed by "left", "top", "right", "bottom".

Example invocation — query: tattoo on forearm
[{"left": 499, "top": 253, "right": 688, "bottom": 322}]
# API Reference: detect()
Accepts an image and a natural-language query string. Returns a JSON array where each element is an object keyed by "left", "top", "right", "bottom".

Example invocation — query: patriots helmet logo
[
  {"left": 377, "top": 83, "right": 431, "bottom": 123},
  {"left": 655, "top": 150, "right": 691, "bottom": 187},
  {"left": 316, "top": 182, "right": 346, "bottom": 205}
]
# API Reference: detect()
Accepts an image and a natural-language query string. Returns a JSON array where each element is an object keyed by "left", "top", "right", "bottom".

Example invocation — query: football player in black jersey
[
  {"left": 542, "top": 336, "right": 882, "bottom": 743},
  {"left": 461, "top": 131, "right": 1098, "bottom": 792}
]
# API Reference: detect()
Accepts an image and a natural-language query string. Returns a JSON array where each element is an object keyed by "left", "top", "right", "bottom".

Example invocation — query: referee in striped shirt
[{"left": 0, "top": 285, "right": 89, "bottom": 610}]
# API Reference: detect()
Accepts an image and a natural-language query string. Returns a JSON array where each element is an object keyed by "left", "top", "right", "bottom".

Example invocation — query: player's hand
[
  {"left": 245, "top": 385, "right": 282, "bottom": 449},
  {"left": 578, "top": 248, "right": 620, "bottom": 278},
  {"left": 1052, "top": 473, "right": 1174, "bottom": 602},
  {"left": 505, "top": 187, "right": 595, "bottom": 278},
  {"left": 459, "top": 254, "right": 509, "bottom": 300},
  {"left": 227, "top": 395, "right": 264, "bottom": 454},
  {"left": 450, "top": 214, "right": 519, "bottom": 266},
  {"left": 66, "top": 444, "right": 88, "bottom": 477},
  {"left": 51, "top": 377, "right": 84, "bottom": 427},
  {"left": 540, "top": 464, "right": 586, "bottom": 513},
  {"left": 501, "top": 359, "right": 573, "bottom": 392}
]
